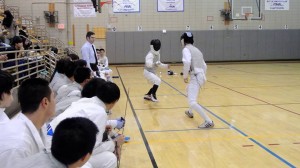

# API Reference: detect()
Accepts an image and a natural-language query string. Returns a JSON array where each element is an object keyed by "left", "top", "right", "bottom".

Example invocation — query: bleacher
[{"left": 0, "top": 2, "right": 78, "bottom": 117}]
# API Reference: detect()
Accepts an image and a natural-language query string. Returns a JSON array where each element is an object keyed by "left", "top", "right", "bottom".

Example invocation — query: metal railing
[{"left": 0, "top": 49, "right": 59, "bottom": 87}]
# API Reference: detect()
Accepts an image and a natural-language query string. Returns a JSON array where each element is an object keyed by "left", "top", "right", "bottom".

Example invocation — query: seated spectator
[
  {"left": 19, "top": 25, "right": 32, "bottom": 50},
  {"left": 55, "top": 67, "right": 91, "bottom": 116},
  {"left": 3, "top": 36, "right": 26, "bottom": 77},
  {"left": 49, "top": 58, "right": 67, "bottom": 88},
  {"left": 52, "top": 60, "right": 76, "bottom": 96},
  {"left": 12, "top": 117, "right": 98, "bottom": 168},
  {"left": 0, "top": 70, "right": 14, "bottom": 123},
  {"left": 96, "top": 48, "right": 113, "bottom": 82},
  {"left": 48, "top": 81, "right": 124, "bottom": 168},
  {"left": 0, "top": 78, "right": 55, "bottom": 168},
  {"left": 50, "top": 47, "right": 58, "bottom": 54}
]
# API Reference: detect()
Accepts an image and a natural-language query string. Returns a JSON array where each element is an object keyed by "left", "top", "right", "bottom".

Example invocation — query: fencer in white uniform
[
  {"left": 0, "top": 78, "right": 55, "bottom": 168},
  {"left": 181, "top": 32, "right": 214, "bottom": 128},
  {"left": 0, "top": 70, "right": 14, "bottom": 123},
  {"left": 11, "top": 117, "right": 98, "bottom": 168},
  {"left": 143, "top": 39, "right": 169, "bottom": 102},
  {"left": 47, "top": 82, "right": 124, "bottom": 168}
]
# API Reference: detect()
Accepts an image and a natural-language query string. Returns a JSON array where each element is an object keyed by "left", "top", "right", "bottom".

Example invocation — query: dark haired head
[
  {"left": 99, "top": 48, "right": 105, "bottom": 52},
  {"left": 2, "top": 10, "right": 14, "bottom": 28},
  {"left": 51, "top": 117, "right": 98, "bottom": 165},
  {"left": 81, "top": 78, "right": 106, "bottom": 98},
  {"left": 68, "top": 54, "right": 80, "bottom": 61},
  {"left": 86, "top": 31, "right": 95, "bottom": 39},
  {"left": 18, "top": 78, "right": 51, "bottom": 114},
  {"left": 64, "top": 60, "right": 76, "bottom": 78},
  {"left": 74, "top": 67, "right": 91, "bottom": 84},
  {"left": 180, "top": 32, "right": 194, "bottom": 45},
  {"left": 75, "top": 59, "right": 87, "bottom": 68},
  {"left": 0, "top": 70, "right": 14, "bottom": 100},
  {"left": 51, "top": 47, "right": 58, "bottom": 54},
  {"left": 11, "top": 36, "right": 23, "bottom": 46},
  {"left": 96, "top": 82, "right": 120, "bottom": 104}
]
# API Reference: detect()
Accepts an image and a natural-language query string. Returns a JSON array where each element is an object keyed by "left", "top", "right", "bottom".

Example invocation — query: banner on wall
[
  {"left": 113, "top": 0, "right": 140, "bottom": 13},
  {"left": 157, "top": 0, "right": 184, "bottom": 12},
  {"left": 265, "top": 0, "right": 289, "bottom": 10},
  {"left": 73, "top": 0, "right": 96, "bottom": 17}
]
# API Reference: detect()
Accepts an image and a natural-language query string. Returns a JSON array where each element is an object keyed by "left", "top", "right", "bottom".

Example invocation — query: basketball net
[
  {"left": 100, "top": 0, "right": 112, "bottom": 7},
  {"left": 245, "top": 13, "right": 253, "bottom": 21}
]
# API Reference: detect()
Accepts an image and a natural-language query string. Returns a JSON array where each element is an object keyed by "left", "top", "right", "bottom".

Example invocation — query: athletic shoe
[
  {"left": 185, "top": 110, "right": 194, "bottom": 118},
  {"left": 144, "top": 94, "right": 151, "bottom": 100},
  {"left": 198, "top": 121, "right": 214, "bottom": 128},
  {"left": 150, "top": 94, "right": 158, "bottom": 102}
]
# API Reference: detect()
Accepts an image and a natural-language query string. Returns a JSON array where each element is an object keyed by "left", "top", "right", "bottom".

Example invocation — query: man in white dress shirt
[
  {"left": 0, "top": 78, "right": 55, "bottom": 168},
  {"left": 181, "top": 32, "right": 214, "bottom": 128},
  {"left": 81, "top": 31, "right": 100, "bottom": 77},
  {"left": 0, "top": 70, "right": 14, "bottom": 123}
]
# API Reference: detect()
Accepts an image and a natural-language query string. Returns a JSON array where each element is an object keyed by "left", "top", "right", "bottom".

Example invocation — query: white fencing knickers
[
  {"left": 89, "top": 141, "right": 117, "bottom": 168},
  {"left": 187, "top": 73, "right": 212, "bottom": 122},
  {"left": 143, "top": 69, "right": 161, "bottom": 85}
]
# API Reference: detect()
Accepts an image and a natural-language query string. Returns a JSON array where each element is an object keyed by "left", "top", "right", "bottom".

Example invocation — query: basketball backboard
[{"left": 230, "top": 0, "right": 262, "bottom": 20}]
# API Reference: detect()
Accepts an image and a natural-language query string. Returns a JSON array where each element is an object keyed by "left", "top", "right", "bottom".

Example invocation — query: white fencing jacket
[
  {"left": 49, "top": 96, "right": 108, "bottom": 151},
  {"left": 0, "top": 108, "right": 9, "bottom": 123},
  {"left": 0, "top": 113, "right": 46, "bottom": 168},
  {"left": 55, "top": 82, "right": 82, "bottom": 103}
]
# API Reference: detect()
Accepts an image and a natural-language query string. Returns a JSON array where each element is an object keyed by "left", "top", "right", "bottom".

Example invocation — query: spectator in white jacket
[
  {"left": 55, "top": 67, "right": 92, "bottom": 114},
  {"left": 47, "top": 81, "right": 124, "bottom": 168},
  {"left": 0, "top": 78, "right": 55, "bottom": 168},
  {"left": 11, "top": 117, "right": 98, "bottom": 168}
]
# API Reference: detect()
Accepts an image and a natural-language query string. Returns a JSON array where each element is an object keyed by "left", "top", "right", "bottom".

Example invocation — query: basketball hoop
[
  {"left": 100, "top": 0, "right": 112, "bottom": 7},
  {"left": 245, "top": 13, "right": 253, "bottom": 20}
]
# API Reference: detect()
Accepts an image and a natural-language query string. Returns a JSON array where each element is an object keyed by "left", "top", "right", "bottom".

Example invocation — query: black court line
[
  {"left": 162, "top": 79, "right": 296, "bottom": 168},
  {"left": 145, "top": 127, "right": 229, "bottom": 133},
  {"left": 116, "top": 67, "right": 158, "bottom": 168},
  {"left": 208, "top": 80, "right": 300, "bottom": 116}
]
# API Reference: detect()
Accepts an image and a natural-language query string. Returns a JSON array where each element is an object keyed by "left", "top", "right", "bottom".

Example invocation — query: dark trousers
[{"left": 90, "top": 63, "right": 100, "bottom": 77}]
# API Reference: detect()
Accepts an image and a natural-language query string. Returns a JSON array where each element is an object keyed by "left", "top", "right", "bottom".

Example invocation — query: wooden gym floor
[{"left": 108, "top": 61, "right": 300, "bottom": 168}]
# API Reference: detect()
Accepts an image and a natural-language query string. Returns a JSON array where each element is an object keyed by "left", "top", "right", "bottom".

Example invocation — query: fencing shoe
[
  {"left": 198, "top": 121, "right": 214, "bottom": 128},
  {"left": 185, "top": 110, "right": 194, "bottom": 118}
]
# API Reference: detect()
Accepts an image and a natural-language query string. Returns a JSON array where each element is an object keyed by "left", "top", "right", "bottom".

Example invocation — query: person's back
[
  {"left": 11, "top": 117, "right": 99, "bottom": 168},
  {"left": 52, "top": 60, "right": 76, "bottom": 95}
]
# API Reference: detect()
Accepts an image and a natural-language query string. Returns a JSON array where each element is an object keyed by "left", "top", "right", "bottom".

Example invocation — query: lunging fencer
[
  {"left": 181, "top": 32, "right": 214, "bottom": 128},
  {"left": 143, "top": 39, "right": 170, "bottom": 102}
]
